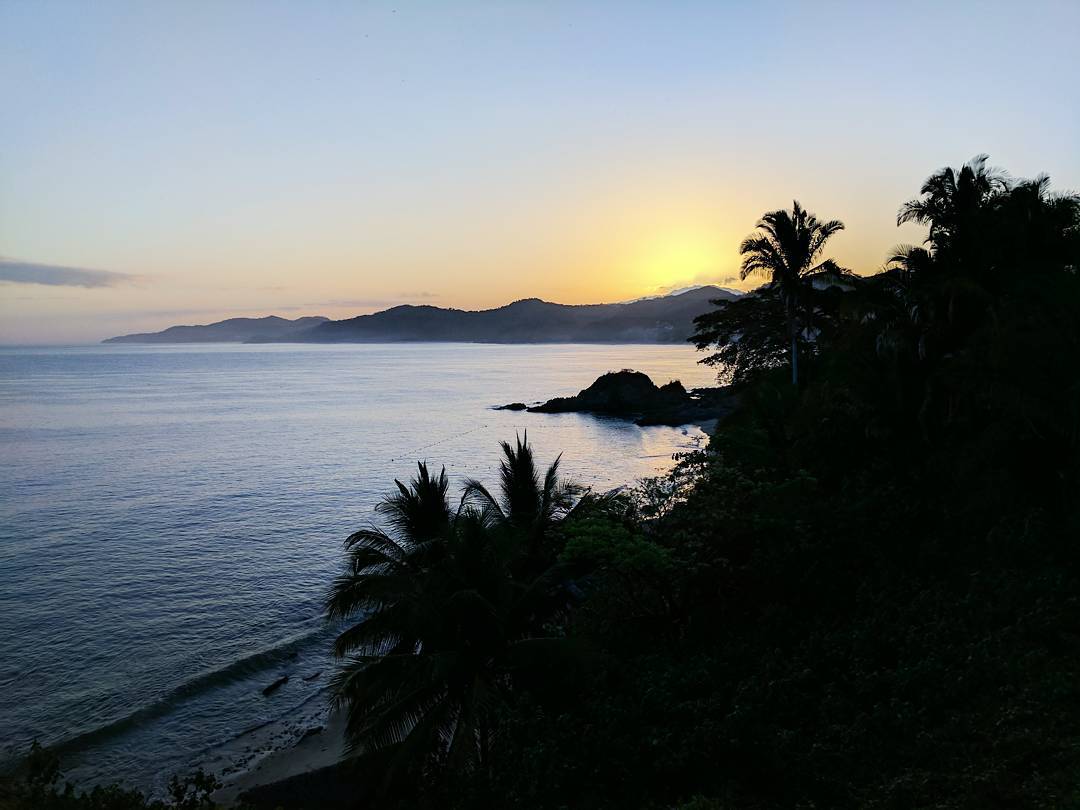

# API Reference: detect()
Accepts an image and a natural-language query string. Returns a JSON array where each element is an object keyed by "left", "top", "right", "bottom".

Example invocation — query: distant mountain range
[
  {"left": 102, "top": 287, "right": 739, "bottom": 344},
  {"left": 103, "top": 316, "right": 329, "bottom": 344}
]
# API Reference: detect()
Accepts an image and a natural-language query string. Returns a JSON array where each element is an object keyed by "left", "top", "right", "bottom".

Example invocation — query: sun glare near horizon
[{"left": 629, "top": 230, "right": 737, "bottom": 295}]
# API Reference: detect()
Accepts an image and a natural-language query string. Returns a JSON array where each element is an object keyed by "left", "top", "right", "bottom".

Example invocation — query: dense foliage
[
  {"left": 325, "top": 438, "right": 588, "bottom": 785},
  {"left": 415, "top": 157, "right": 1080, "bottom": 808},
  {"left": 0, "top": 744, "right": 223, "bottom": 810}
]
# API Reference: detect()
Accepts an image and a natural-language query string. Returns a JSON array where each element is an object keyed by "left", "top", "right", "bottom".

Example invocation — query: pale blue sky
[{"left": 2, "top": 1, "right": 1078, "bottom": 342}]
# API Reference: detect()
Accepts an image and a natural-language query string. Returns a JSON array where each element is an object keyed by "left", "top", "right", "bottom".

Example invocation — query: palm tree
[
  {"left": 995, "top": 174, "right": 1080, "bottom": 277},
  {"left": 886, "top": 244, "right": 933, "bottom": 284},
  {"left": 897, "top": 154, "right": 1010, "bottom": 273},
  {"left": 739, "top": 201, "right": 845, "bottom": 385},
  {"left": 897, "top": 158, "right": 1080, "bottom": 284},
  {"left": 326, "top": 442, "right": 579, "bottom": 783},
  {"left": 462, "top": 434, "right": 577, "bottom": 574}
]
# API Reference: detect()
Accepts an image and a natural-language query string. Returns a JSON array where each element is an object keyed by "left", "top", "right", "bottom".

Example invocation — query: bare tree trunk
[
  {"left": 786, "top": 296, "right": 799, "bottom": 387},
  {"left": 791, "top": 332, "right": 799, "bottom": 386}
]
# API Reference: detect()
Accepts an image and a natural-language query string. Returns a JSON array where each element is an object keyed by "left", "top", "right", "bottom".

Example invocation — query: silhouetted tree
[
  {"left": 326, "top": 442, "right": 580, "bottom": 786},
  {"left": 462, "top": 434, "right": 577, "bottom": 574},
  {"left": 693, "top": 202, "right": 844, "bottom": 386},
  {"left": 885, "top": 158, "right": 1079, "bottom": 383},
  {"left": 739, "top": 202, "right": 845, "bottom": 385},
  {"left": 689, "top": 285, "right": 789, "bottom": 384},
  {"left": 897, "top": 154, "right": 1009, "bottom": 274}
]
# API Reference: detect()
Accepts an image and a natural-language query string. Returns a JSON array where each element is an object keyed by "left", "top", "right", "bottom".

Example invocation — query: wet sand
[{"left": 211, "top": 704, "right": 347, "bottom": 806}]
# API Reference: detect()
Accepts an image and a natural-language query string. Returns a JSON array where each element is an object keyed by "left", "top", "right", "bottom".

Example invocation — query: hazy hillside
[
  {"left": 272, "top": 286, "right": 739, "bottom": 344},
  {"left": 102, "top": 288, "right": 739, "bottom": 345},
  {"left": 103, "top": 316, "right": 329, "bottom": 344}
]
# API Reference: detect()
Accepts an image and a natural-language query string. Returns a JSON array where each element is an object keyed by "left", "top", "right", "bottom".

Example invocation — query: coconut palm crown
[
  {"left": 325, "top": 439, "right": 580, "bottom": 782},
  {"left": 739, "top": 201, "right": 845, "bottom": 384}
]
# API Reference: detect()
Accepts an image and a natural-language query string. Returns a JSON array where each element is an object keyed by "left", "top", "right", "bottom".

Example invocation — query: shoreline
[
  {"left": 210, "top": 703, "right": 347, "bottom": 807},
  {"left": 207, "top": 421, "right": 714, "bottom": 806}
]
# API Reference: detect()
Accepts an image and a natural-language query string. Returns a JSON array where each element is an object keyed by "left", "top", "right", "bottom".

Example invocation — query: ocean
[{"left": 0, "top": 342, "right": 716, "bottom": 792}]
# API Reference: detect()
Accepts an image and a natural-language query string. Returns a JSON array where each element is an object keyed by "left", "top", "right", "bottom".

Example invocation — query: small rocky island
[{"left": 498, "top": 369, "right": 738, "bottom": 427}]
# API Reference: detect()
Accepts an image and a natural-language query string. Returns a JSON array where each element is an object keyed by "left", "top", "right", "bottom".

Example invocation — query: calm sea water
[{"left": 0, "top": 343, "right": 716, "bottom": 791}]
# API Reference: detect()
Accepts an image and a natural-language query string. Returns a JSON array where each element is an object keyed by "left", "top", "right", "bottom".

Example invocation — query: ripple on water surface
[{"left": 0, "top": 343, "right": 716, "bottom": 791}]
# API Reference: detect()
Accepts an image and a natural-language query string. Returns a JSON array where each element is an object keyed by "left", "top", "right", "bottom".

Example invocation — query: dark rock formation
[
  {"left": 523, "top": 370, "right": 738, "bottom": 427},
  {"left": 530, "top": 370, "right": 684, "bottom": 415},
  {"left": 262, "top": 675, "right": 289, "bottom": 696}
]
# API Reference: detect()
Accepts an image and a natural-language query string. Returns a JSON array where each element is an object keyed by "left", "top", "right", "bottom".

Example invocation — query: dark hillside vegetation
[
  {"left": 402, "top": 157, "right": 1080, "bottom": 809},
  {"left": 259, "top": 286, "right": 738, "bottom": 344},
  {"left": 103, "top": 287, "right": 738, "bottom": 345}
]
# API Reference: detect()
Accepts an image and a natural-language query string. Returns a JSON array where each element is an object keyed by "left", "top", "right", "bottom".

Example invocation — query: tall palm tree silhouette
[
  {"left": 326, "top": 440, "right": 579, "bottom": 782},
  {"left": 739, "top": 201, "right": 845, "bottom": 385},
  {"left": 897, "top": 154, "right": 1009, "bottom": 275},
  {"left": 462, "top": 434, "right": 576, "bottom": 574}
]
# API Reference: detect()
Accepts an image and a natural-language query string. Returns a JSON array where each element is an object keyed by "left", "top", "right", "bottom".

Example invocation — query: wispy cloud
[{"left": 0, "top": 259, "right": 137, "bottom": 288}]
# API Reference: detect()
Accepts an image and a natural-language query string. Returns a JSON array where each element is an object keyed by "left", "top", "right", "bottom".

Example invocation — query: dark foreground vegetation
[
  {"left": 5, "top": 155, "right": 1078, "bottom": 809},
  {"left": 323, "top": 156, "right": 1080, "bottom": 809},
  {"left": 0, "top": 744, "right": 222, "bottom": 810}
]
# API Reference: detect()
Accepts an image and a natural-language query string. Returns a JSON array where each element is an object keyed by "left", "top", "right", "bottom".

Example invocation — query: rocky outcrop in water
[
  {"left": 262, "top": 675, "right": 289, "bottom": 696},
  {"left": 508, "top": 370, "right": 738, "bottom": 427}
]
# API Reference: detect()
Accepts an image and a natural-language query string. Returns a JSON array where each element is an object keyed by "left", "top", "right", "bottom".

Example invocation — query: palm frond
[{"left": 328, "top": 435, "right": 582, "bottom": 775}]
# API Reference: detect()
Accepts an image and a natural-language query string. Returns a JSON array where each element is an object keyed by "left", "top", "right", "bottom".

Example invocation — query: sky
[{"left": 2, "top": 1, "right": 1079, "bottom": 343}]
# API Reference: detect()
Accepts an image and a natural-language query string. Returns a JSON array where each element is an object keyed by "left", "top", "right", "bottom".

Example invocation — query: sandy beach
[{"left": 209, "top": 700, "right": 348, "bottom": 806}]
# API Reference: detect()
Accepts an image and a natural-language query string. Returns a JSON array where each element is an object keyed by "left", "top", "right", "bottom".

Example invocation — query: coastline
[
  {"left": 208, "top": 417, "right": 715, "bottom": 806},
  {"left": 210, "top": 703, "right": 347, "bottom": 807}
]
